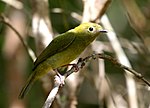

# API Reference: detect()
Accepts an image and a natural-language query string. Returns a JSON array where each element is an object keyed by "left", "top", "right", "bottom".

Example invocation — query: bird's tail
[{"left": 18, "top": 72, "right": 36, "bottom": 99}]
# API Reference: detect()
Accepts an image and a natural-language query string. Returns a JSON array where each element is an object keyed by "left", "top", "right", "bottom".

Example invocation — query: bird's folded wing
[{"left": 33, "top": 32, "right": 76, "bottom": 70}]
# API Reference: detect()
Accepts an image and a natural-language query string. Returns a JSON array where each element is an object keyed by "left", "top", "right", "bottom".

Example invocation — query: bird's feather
[{"left": 33, "top": 32, "right": 76, "bottom": 70}]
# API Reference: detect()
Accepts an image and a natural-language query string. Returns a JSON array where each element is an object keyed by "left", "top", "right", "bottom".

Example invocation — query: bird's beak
[{"left": 100, "top": 30, "right": 107, "bottom": 33}]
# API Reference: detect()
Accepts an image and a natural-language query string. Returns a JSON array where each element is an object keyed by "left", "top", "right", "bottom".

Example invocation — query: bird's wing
[{"left": 33, "top": 32, "right": 76, "bottom": 70}]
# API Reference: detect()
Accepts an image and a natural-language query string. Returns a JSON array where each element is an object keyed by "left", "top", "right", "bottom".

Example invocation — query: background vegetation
[{"left": 0, "top": 0, "right": 150, "bottom": 108}]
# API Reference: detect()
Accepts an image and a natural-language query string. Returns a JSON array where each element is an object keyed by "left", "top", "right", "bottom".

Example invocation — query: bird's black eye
[{"left": 89, "top": 27, "right": 94, "bottom": 31}]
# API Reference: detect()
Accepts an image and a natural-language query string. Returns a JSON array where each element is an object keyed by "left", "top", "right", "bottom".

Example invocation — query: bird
[{"left": 18, "top": 22, "right": 107, "bottom": 99}]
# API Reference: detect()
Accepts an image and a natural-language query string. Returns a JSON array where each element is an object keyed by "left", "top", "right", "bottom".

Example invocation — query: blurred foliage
[
  {"left": 0, "top": 0, "right": 150, "bottom": 108},
  {"left": 49, "top": 0, "right": 83, "bottom": 33}
]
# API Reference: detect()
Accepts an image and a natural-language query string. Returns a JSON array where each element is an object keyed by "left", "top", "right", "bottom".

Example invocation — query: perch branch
[{"left": 43, "top": 53, "right": 150, "bottom": 108}]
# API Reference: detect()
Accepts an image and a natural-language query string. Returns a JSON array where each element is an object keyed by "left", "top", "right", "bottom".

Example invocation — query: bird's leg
[
  {"left": 62, "top": 64, "right": 79, "bottom": 72},
  {"left": 54, "top": 69, "right": 65, "bottom": 87}
]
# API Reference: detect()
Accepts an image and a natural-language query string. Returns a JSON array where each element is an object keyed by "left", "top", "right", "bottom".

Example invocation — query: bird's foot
[
  {"left": 62, "top": 64, "right": 79, "bottom": 72},
  {"left": 54, "top": 70, "right": 65, "bottom": 87}
]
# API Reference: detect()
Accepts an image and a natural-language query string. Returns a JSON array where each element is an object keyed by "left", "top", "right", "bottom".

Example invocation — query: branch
[
  {"left": 101, "top": 14, "right": 138, "bottom": 108},
  {"left": 0, "top": 15, "right": 36, "bottom": 62},
  {"left": 42, "top": 58, "right": 85, "bottom": 108},
  {"left": 93, "top": 54, "right": 150, "bottom": 86},
  {"left": 43, "top": 53, "right": 150, "bottom": 108},
  {"left": 42, "top": 75, "right": 64, "bottom": 108},
  {"left": 1, "top": 0, "right": 23, "bottom": 9}
]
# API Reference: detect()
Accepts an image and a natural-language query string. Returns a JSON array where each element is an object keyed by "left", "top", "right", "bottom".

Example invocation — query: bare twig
[
  {"left": 82, "top": 0, "right": 111, "bottom": 22},
  {"left": 101, "top": 14, "right": 138, "bottom": 108},
  {"left": 122, "top": 0, "right": 149, "bottom": 53},
  {"left": 1, "top": 0, "right": 23, "bottom": 9},
  {"left": 0, "top": 15, "right": 36, "bottom": 62},
  {"left": 42, "top": 75, "right": 64, "bottom": 108},
  {"left": 43, "top": 53, "right": 150, "bottom": 108},
  {"left": 42, "top": 58, "right": 85, "bottom": 108},
  {"left": 92, "top": 54, "right": 150, "bottom": 86}
]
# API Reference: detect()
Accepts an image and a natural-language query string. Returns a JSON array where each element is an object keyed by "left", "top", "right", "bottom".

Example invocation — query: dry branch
[{"left": 43, "top": 53, "right": 150, "bottom": 108}]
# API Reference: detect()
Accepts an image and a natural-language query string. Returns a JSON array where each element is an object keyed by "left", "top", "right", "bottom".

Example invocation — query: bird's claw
[
  {"left": 54, "top": 72, "right": 65, "bottom": 87},
  {"left": 62, "top": 64, "right": 79, "bottom": 72}
]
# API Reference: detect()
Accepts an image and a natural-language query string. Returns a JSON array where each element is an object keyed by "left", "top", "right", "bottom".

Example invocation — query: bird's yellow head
[{"left": 73, "top": 22, "right": 107, "bottom": 37}]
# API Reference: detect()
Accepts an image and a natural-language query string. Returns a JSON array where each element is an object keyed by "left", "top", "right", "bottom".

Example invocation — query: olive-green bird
[{"left": 19, "top": 22, "right": 106, "bottom": 99}]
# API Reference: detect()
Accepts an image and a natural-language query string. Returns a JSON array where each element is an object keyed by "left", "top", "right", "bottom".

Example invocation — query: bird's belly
[{"left": 33, "top": 50, "right": 79, "bottom": 78}]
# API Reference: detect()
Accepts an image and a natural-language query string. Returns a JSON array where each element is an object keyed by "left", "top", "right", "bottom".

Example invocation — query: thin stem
[
  {"left": 65, "top": 53, "right": 150, "bottom": 87},
  {"left": 43, "top": 53, "right": 150, "bottom": 108},
  {"left": 87, "top": 53, "right": 150, "bottom": 86},
  {"left": 0, "top": 16, "right": 36, "bottom": 62}
]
